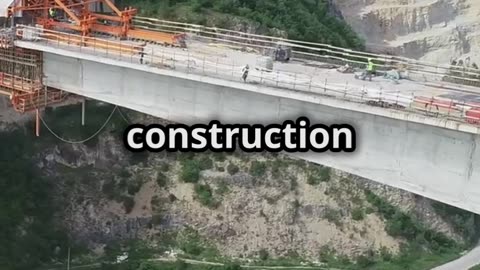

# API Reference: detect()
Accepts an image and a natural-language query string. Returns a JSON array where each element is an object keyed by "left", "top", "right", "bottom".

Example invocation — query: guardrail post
[
  {"left": 308, "top": 76, "right": 312, "bottom": 92},
  {"left": 261, "top": 70, "right": 263, "bottom": 83},
  {"left": 173, "top": 51, "right": 176, "bottom": 69},
  {"left": 150, "top": 48, "right": 154, "bottom": 65},
  {"left": 231, "top": 60, "right": 234, "bottom": 78},
  {"left": 344, "top": 82, "right": 348, "bottom": 98},
  {"left": 216, "top": 58, "right": 218, "bottom": 74},
  {"left": 446, "top": 99, "right": 451, "bottom": 117},
  {"left": 187, "top": 52, "right": 190, "bottom": 73},
  {"left": 324, "top": 78, "right": 327, "bottom": 93},
  {"left": 203, "top": 56, "right": 205, "bottom": 74},
  {"left": 119, "top": 39, "right": 122, "bottom": 59},
  {"left": 293, "top": 73, "right": 297, "bottom": 90},
  {"left": 276, "top": 71, "right": 279, "bottom": 87}
]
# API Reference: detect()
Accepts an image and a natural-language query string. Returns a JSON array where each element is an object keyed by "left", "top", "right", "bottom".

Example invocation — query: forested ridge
[
  {"left": 0, "top": 127, "right": 69, "bottom": 270},
  {"left": 117, "top": 0, "right": 364, "bottom": 49}
]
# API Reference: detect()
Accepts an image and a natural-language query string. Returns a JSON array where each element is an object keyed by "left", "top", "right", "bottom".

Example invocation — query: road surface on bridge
[{"left": 18, "top": 26, "right": 480, "bottom": 115}]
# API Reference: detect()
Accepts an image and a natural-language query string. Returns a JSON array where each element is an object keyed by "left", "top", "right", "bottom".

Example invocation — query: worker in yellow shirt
[
  {"left": 363, "top": 58, "right": 376, "bottom": 81},
  {"left": 49, "top": 8, "right": 57, "bottom": 20}
]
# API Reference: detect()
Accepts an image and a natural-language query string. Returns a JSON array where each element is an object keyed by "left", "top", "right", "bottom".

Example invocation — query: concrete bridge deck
[{"left": 16, "top": 25, "right": 480, "bottom": 125}]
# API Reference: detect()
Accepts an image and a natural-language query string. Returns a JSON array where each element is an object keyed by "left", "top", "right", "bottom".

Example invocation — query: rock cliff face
[{"left": 332, "top": 0, "right": 480, "bottom": 64}]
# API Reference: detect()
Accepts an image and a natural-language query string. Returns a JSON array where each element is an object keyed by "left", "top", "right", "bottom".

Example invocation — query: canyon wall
[{"left": 333, "top": 0, "right": 480, "bottom": 65}]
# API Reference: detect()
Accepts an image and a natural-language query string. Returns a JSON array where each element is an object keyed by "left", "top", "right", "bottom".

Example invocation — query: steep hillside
[
  {"left": 332, "top": 0, "right": 480, "bottom": 64},
  {"left": 2, "top": 99, "right": 478, "bottom": 270},
  {"left": 117, "top": 0, "right": 364, "bottom": 49}
]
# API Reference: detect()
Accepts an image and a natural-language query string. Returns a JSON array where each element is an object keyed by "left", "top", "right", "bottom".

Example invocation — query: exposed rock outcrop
[{"left": 333, "top": 0, "right": 480, "bottom": 64}]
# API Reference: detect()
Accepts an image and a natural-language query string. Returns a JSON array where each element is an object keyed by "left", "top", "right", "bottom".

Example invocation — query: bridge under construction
[
  {"left": 0, "top": 0, "right": 479, "bottom": 123},
  {"left": 2, "top": 0, "right": 480, "bottom": 215}
]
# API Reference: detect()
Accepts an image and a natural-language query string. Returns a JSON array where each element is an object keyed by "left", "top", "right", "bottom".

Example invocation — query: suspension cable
[{"left": 30, "top": 95, "right": 119, "bottom": 144}]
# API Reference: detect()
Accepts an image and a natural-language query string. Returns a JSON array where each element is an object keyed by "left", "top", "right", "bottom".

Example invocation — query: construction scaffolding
[{"left": 0, "top": 28, "right": 67, "bottom": 113}]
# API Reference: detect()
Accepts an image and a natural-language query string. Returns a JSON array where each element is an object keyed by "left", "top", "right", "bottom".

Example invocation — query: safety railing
[
  {"left": 13, "top": 25, "right": 480, "bottom": 127},
  {"left": 132, "top": 17, "right": 480, "bottom": 86}
]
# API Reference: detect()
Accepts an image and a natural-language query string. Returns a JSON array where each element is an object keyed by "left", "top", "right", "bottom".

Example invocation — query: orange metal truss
[{"left": 8, "top": 0, "right": 187, "bottom": 47}]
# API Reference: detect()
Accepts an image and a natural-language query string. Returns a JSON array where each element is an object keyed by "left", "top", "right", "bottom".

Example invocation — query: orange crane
[{"left": 7, "top": 0, "right": 186, "bottom": 47}]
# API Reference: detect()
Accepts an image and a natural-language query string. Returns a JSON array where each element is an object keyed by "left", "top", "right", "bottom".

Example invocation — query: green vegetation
[
  {"left": 198, "top": 156, "right": 214, "bottom": 170},
  {"left": 4, "top": 100, "right": 479, "bottom": 270},
  {"left": 0, "top": 100, "right": 130, "bottom": 270},
  {"left": 180, "top": 159, "right": 201, "bottom": 183},
  {"left": 159, "top": 161, "right": 170, "bottom": 172},
  {"left": 212, "top": 152, "right": 227, "bottom": 162},
  {"left": 100, "top": 261, "right": 243, "bottom": 270},
  {"left": 118, "top": 0, "right": 363, "bottom": 49},
  {"left": 176, "top": 227, "right": 219, "bottom": 259},
  {"left": 249, "top": 161, "right": 267, "bottom": 177},
  {"left": 215, "top": 179, "right": 230, "bottom": 195},
  {"left": 470, "top": 265, "right": 480, "bottom": 270},
  {"left": 365, "top": 190, "right": 457, "bottom": 249},
  {"left": 258, "top": 249, "right": 269, "bottom": 261},
  {"left": 128, "top": 180, "right": 142, "bottom": 195},
  {"left": 324, "top": 207, "right": 343, "bottom": 227},
  {"left": 432, "top": 201, "right": 480, "bottom": 245},
  {"left": 307, "top": 164, "right": 331, "bottom": 185},
  {"left": 351, "top": 207, "right": 365, "bottom": 221},
  {"left": 123, "top": 196, "right": 136, "bottom": 214},
  {"left": 356, "top": 190, "right": 467, "bottom": 269},
  {"left": 0, "top": 127, "right": 69, "bottom": 270},
  {"left": 226, "top": 163, "right": 239, "bottom": 175},
  {"left": 157, "top": 171, "right": 168, "bottom": 188},
  {"left": 194, "top": 183, "right": 219, "bottom": 208},
  {"left": 41, "top": 101, "right": 127, "bottom": 148}
]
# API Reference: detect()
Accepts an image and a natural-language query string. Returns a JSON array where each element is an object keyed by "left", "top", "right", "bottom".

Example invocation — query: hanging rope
[
  {"left": 30, "top": 94, "right": 119, "bottom": 144},
  {"left": 117, "top": 107, "right": 131, "bottom": 124},
  {"left": 38, "top": 106, "right": 118, "bottom": 144}
]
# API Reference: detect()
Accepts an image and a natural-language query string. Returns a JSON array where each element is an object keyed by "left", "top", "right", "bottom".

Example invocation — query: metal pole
[
  {"left": 81, "top": 99, "right": 85, "bottom": 126},
  {"left": 67, "top": 247, "right": 70, "bottom": 270},
  {"left": 35, "top": 109, "right": 40, "bottom": 137}
]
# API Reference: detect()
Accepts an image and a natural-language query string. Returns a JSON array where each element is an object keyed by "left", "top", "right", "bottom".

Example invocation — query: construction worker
[
  {"left": 139, "top": 51, "right": 146, "bottom": 64},
  {"left": 49, "top": 8, "right": 57, "bottom": 20},
  {"left": 242, "top": 64, "right": 249, "bottom": 82},
  {"left": 363, "top": 58, "right": 376, "bottom": 81}
]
